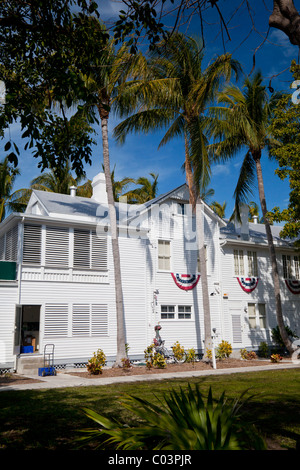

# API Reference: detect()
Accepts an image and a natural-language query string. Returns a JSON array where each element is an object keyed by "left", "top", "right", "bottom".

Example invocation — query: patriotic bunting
[
  {"left": 285, "top": 279, "right": 300, "bottom": 295},
  {"left": 171, "top": 273, "right": 200, "bottom": 291},
  {"left": 237, "top": 277, "right": 259, "bottom": 293}
]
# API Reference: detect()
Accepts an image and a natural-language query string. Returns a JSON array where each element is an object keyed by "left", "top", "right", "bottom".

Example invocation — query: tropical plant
[
  {"left": 0, "top": 157, "right": 20, "bottom": 221},
  {"left": 258, "top": 341, "right": 269, "bottom": 358},
  {"left": 171, "top": 341, "right": 185, "bottom": 362},
  {"left": 270, "top": 353, "right": 283, "bottom": 363},
  {"left": 101, "top": 164, "right": 135, "bottom": 202},
  {"left": 86, "top": 349, "right": 106, "bottom": 375},
  {"left": 152, "top": 352, "right": 166, "bottom": 369},
  {"left": 185, "top": 347, "right": 196, "bottom": 364},
  {"left": 216, "top": 340, "right": 232, "bottom": 359},
  {"left": 114, "top": 32, "right": 241, "bottom": 353},
  {"left": 80, "top": 384, "right": 266, "bottom": 450},
  {"left": 124, "top": 173, "right": 159, "bottom": 203},
  {"left": 240, "top": 349, "right": 257, "bottom": 360},
  {"left": 271, "top": 325, "right": 299, "bottom": 349},
  {"left": 208, "top": 71, "right": 295, "bottom": 355},
  {"left": 210, "top": 200, "right": 227, "bottom": 219}
]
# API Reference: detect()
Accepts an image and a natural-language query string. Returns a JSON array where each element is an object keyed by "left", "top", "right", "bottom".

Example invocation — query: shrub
[
  {"left": 240, "top": 349, "right": 257, "bottom": 360},
  {"left": 121, "top": 357, "right": 131, "bottom": 369},
  {"left": 185, "top": 348, "right": 196, "bottom": 364},
  {"left": 171, "top": 341, "right": 185, "bottom": 361},
  {"left": 270, "top": 354, "right": 283, "bottom": 363},
  {"left": 258, "top": 341, "right": 269, "bottom": 358},
  {"left": 271, "top": 325, "right": 299, "bottom": 349},
  {"left": 216, "top": 340, "right": 232, "bottom": 360},
  {"left": 153, "top": 352, "right": 166, "bottom": 369},
  {"left": 205, "top": 349, "right": 212, "bottom": 360},
  {"left": 144, "top": 344, "right": 155, "bottom": 369},
  {"left": 87, "top": 349, "right": 106, "bottom": 375}
]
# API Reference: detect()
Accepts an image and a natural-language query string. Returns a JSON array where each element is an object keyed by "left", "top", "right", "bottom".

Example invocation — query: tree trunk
[
  {"left": 196, "top": 196, "right": 212, "bottom": 358},
  {"left": 269, "top": 0, "right": 300, "bottom": 46},
  {"left": 100, "top": 111, "right": 127, "bottom": 367},
  {"left": 254, "top": 152, "right": 294, "bottom": 355}
]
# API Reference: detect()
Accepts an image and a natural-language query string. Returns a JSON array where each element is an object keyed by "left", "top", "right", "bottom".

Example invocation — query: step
[{"left": 17, "top": 355, "right": 45, "bottom": 375}]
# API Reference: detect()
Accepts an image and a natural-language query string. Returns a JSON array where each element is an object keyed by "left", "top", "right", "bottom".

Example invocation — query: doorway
[{"left": 14, "top": 305, "right": 41, "bottom": 354}]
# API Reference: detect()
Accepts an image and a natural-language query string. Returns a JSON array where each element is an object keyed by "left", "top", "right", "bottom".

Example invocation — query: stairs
[{"left": 17, "top": 354, "right": 44, "bottom": 376}]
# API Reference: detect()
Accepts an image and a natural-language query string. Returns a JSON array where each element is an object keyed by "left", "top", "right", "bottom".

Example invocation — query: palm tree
[
  {"left": 208, "top": 71, "right": 294, "bottom": 354},
  {"left": 124, "top": 173, "right": 159, "bottom": 203},
  {"left": 0, "top": 157, "right": 20, "bottom": 221},
  {"left": 210, "top": 201, "right": 227, "bottom": 219},
  {"left": 78, "top": 22, "right": 146, "bottom": 367},
  {"left": 101, "top": 164, "right": 135, "bottom": 202},
  {"left": 114, "top": 33, "right": 241, "bottom": 353}
]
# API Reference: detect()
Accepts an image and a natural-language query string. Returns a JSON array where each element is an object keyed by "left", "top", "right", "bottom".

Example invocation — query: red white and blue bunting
[
  {"left": 171, "top": 273, "right": 200, "bottom": 291},
  {"left": 285, "top": 279, "right": 300, "bottom": 295},
  {"left": 237, "top": 277, "right": 259, "bottom": 293}
]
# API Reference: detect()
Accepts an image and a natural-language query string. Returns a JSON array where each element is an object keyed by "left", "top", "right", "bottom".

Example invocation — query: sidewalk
[{"left": 1, "top": 361, "right": 299, "bottom": 392}]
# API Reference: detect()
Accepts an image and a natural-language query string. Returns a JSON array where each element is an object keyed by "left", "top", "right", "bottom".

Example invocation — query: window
[
  {"left": 74, "top": 229, "right": 107, "bottom": 270},
  {"left": 160, "top": 305, "right": 192, "bottom": 320},
  {"left": 44, "top": 303, "right": 69, "bottom": 337},
  {"left": 158, "top": 240, "right": 171, "bottom": 270},
  {"left": 23, "top": 224, "right": 42, "bottom": 265},
  {"left": 177, "top": 203, "right": 185, "bottom": 215},
  {"left": 234, "top": 249, "right": 258, "bottom": 277},
  {"left": 282, "top": 254, "right": 299, "bottom": 279},
  {"left": 161, "top": 305, "right": 175, "bottom": 319},
  {"left": 234, "top": 249, "right": 244, "bottom": 276},
  {"left": 178, "top": 305, "right": 192, "bottom": 319},
  {"left": 248, "top": 303, "right": 266, "bottom": 329},
  {"left": 247, "top": 251, "right": 258, "bottom": 277},
  {"left": 72, "top": 304, "right": 108, "bottom": 337},
  {"left": 0, "top": 225, "right": 18, "bottom": 262}
]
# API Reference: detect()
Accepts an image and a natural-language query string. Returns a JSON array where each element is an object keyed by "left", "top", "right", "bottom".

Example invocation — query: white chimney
[
  {"left": 91, "top": 172, "right": 108, "bottom": 204},
  {"left": 253, "top": 215, "right": 258, "bottom": 224},
  {"left": 240, "top": 203, "right": 249, "bottom": 238},
  {"left": 70, "top": 186, "right": 77, "bottom": 197}
]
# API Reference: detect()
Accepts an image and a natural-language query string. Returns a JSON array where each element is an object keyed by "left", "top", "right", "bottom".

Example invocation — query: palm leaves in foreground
[{"left": 79, "top": 384, "right": 266, "bottom": 450}]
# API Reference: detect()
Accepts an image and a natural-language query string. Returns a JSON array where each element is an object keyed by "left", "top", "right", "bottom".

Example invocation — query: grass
[{"left": 0, "top": 368, "right": 299, "bottom": 450}]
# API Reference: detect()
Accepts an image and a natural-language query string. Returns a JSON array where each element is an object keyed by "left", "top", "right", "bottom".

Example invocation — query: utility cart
[{"left": 38, "top": 344, "right": 56, "bottom": 377}]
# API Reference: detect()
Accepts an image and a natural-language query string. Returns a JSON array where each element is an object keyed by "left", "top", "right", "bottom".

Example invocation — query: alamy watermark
[{"left": 291, "top": 80, "right": 300, "bottom": 104}]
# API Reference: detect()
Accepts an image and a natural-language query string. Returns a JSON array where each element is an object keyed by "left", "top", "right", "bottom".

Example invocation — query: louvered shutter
[
  {"left": 91, "top": 304, "right": 108, "bottom": 336},
  {"left": 5, "top": 225, "right": 18, "bottom": 261},
  {"left": 45, "top": 226, "right": 69, "bottom": 267},
  {"left": 44, "top": 304, "right": 69, "bottom": 337},
  {"left": 91, "top": 232, "right": 107, "bottom": 270},
  {"left": 72, "top": 304, "right": 90, "bottom": 336},
  {"left": 23, "top": 224, "right": 41, "bottom": 264},
  {"left": 0, "top": 235, "right": 5, "bottom": 260},
  {"left": 74, "top": 229, "right": 90, "bottom": 268},
  {"left": 232, "top": 315, "right": 242, "bottom": 343}
]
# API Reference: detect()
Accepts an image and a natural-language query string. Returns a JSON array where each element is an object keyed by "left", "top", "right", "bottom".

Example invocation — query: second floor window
[
  {"left": 158, "top": 240, "right": 171, "bottom": 271},
  {"left": 282, "top": 254, "right": 300, "bottom": 280},
  {"left": 234, "top": 249, "right": 258, "bottom": 277}
]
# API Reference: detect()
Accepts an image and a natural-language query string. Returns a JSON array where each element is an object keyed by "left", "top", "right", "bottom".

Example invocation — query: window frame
[
  {"left": 282, "top": 254, "right": 299, "bottom": 280},
  {"left": 234, "top": 249, "right": 259, "bottom": 277},
  {"left": 247, "top": 302, "right": 267, "bottom": 330},
  {"left": 160, "top": 304, "right": 192, "bottom": 320},
  {"left": 158, "top": 239, "right": 171, "bottom": 272}
]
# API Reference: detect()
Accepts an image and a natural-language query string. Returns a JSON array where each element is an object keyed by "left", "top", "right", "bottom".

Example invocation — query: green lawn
[{"left": 0, "top": 368, "right": 299, "bottom": 450}]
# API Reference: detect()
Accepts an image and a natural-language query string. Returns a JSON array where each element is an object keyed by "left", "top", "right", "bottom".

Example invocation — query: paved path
[{"left": 1, "top": 362, "right": 299, "bottom": 392}]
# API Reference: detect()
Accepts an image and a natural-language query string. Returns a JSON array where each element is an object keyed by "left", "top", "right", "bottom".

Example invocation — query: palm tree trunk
[
  {"left": 254, "top": 152, "right": 294, "bottom": 354},
  {"left": 100, "top": 110, "right": 127, "bottom": 366},
  {"left": 196, "top": 196, "right": 212, "bottom": 358}
]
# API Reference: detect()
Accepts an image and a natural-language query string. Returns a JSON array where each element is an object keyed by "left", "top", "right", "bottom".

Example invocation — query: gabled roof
[{"left": 220, "top": 220, "right": 293, "bottom": 247}]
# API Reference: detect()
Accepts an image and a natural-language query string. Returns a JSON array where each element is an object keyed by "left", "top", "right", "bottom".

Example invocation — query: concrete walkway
[{"left": 1, "top": 362, "right": 299, "bottom": 392}]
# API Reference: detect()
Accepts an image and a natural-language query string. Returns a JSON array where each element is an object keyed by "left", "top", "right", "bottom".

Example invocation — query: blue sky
[{"left": 2, "top": 1, "right": 298, "bottom": 220}]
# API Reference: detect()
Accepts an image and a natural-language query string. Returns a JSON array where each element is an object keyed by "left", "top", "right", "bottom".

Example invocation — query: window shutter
[
  {"left": 91, "top": 232, "right": 107, "bottom": 270},
  {"left": 44, "top": 304, "right": 68, "bottom": 337},
  {"left": 23, "top": 224, "right": 41, "bottom": 264},
  {"left": 91, "top": 304, "right": 108, "bottom": 336},
  {"left": 74, "top": 229, "right": 90, "bottom": 268},
  {"left": 231, "top": 315, "right": 242, "bottom": 343},
  {"left": 45, "top": 226, "right": 69, "bottom": 267},
  {"left": 72, "top": 304, "right": 90, "bottom": 336},
  {"left": 5, "top": 225, "right": 18, "bottom": 261}
]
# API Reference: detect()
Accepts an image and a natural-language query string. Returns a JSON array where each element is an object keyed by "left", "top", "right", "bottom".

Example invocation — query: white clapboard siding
[
  {"left": 44, "top": 303, "right": 69, "bottom": 337},
  {"left": 0, "top": 235, "right": 4, "bottom": 260},
  {"left": 45, "top": 226, "right": 69, "bottom": 267},
  {"left": 23, "top": 224, "right": 42, "bottom": 264}
]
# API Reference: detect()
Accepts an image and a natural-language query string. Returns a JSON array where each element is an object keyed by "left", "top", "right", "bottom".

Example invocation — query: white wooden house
[{"left": 0, "top": 172, "right": 299, "bottom": 373}]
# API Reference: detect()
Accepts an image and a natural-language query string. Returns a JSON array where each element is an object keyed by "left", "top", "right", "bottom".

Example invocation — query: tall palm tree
[
  {"left": 124, "top": 173, "right": 159, "bottom": 203},
  {"left": 114, "top": 33, "right": 241, "bottom": 353},
  {"left": 208, "top": 71, "right": 294, "bottom": 354},
  {"left": 101, "top": 164, "right": 135, "bottom": 202},
  {"left": 0, "top": 157, "right": 20, "bottom": 221},
  {"left": 78, "top": 22, "right": 146, "bottom": 367}
]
